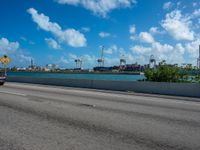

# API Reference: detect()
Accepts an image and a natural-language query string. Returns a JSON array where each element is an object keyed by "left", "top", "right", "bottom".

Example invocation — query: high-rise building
[
  {"left": 31, "top": 59, "right": 33, "bottom": 68},
  {"left": 197, "top": 45, "right": 200, "bottom": 69}
]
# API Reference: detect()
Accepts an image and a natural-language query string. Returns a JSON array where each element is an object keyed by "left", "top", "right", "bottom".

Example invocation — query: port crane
[{"left": 97, "top": 46, "right": 105, "bottom": 67}]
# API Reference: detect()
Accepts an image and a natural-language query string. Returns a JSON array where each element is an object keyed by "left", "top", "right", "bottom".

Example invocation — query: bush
[
  {"left": 195, "top": 74, "right": 200, "bottom": 83},
  {"left": 144, "top": 62, "right": 189, "bottom": 82}
]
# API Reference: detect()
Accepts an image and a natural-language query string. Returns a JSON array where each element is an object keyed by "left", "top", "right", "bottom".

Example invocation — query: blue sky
[{"left": 0, "top": 0, "right": 200, "bottom": 68}]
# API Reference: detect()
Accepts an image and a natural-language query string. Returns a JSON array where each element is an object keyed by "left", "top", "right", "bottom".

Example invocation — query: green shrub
[{"left": 144, "top": 62, "right": 189, "bottom": 82}]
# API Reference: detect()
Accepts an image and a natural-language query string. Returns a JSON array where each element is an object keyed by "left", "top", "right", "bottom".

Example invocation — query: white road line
[{"left": 0, "top": 91, "right": 27, "bottom": 97}]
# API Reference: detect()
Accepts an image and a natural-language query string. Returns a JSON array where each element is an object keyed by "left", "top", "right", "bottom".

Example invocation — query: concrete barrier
[
  {"left": 6, "top": 76, "right": 92, "bottom": 88},
  {"left": 6, "top": 76, "right": 200, "bottom": 98}
]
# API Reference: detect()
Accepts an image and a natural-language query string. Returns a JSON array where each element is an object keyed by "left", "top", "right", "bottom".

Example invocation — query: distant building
[
  {"left": 197, "top": 45, "right": 200, "bottom": 69},
  {"left": 149, "top": 55, "right": 156, "bottom": 69},
  {"left": 46, "top": 64, "right": 57, "bottom": 71},
  {"left": 16, "top": 67, "right": 26, "bottom": 71}
]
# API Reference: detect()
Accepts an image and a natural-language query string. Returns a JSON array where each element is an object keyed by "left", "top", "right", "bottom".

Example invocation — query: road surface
[{"left": 0, "top": 82, "right": 200, "bottom": 150}]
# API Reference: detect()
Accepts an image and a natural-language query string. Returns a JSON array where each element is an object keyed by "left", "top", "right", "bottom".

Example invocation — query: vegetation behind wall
[{"left": 144, "top": 61, "right": 200, "bottom": 83}]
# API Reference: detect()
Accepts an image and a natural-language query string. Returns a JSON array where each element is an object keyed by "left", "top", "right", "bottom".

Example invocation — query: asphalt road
[{"left": 0, "top": 82, "right": 200, "bottom": 150}]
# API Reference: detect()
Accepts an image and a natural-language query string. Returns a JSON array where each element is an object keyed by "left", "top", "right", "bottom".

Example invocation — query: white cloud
[
  {"left": 58, "top": 0, "right": 80, "bottom": 5},
  {"left": 125, "top": 53, "right": 135, "bottom": 63},
  {"left": 129, "top": 24, "right": 137, "bottom": 40},
  {"left": 20, "top": 36, "right": 27, "bottom": 42},
  {"left": 81, "top": 27, "right": 90, "bottom": 32},
  {"left": 130, "top": 45, "right": 151, "bottom": 54},
  {"left": 130, "top": 34, "right": 187, "bottom": 64},
  {"left": 149, "top": 27, "right": 163, "bottom": 35},
  {"left": 151, "top": 42, "right": 173, "bottom": 53},
  {"left": 104, "top": 48, "right": 113, "bottom": 54},
  {"left": 60, "top": 45, "right": 138, "bottom": 68},
  {"left": 193, "top": 9, "right": 200, "bottom": 18},
  {"left": 68, "top": 53, "right": 78, "bottom": 60},
  {"left": 131, "top": 42, "right": 171, "bottom": 56},
  {"left": 60, "top": 56, "right": 69, "bottom": 64},
  {"left": 27, "top": 8, "right": 87, "bottom": 48},
  {"left": 20, "top": 36, "right": 35, "bottom": 45},
  {"left": 185, "top": 39, "right": 200, "bottom": 58},
  {"left": 130, "top": 35, "right": 136, "bottom": 41},
  {"left": 129, "top": 24, "right": 136, "bottom": 34},
  {"left": 176, "top": 1, "right": 182, "bottom": 8},
  {"left": 18, "top": 54, "right": 32, "bottom": 63},
  {"left": 175, "top": 43, "right": 185, "bottom": 55},
  {"left": 0, "top": 37, "right": 34, "bottom": 66},
  {"left": 192, "top": 2, "right": 197, "bottom": 7},
  {"left": 99, "top": 32, "right": 111, "bottom": 38},
  {"left": 130, "top": 26, "right": 162, "bottom": 43},
  {"left": 45, "top": 38, "right": 61, "bottom": 49},
  {"left": 55, "top": 0, "right": 137, "bottom": 17},
  {"left": 163, "top": 1, "right": 173, "bottom": 10},
  {"left": 82, "top": 54, "right": 96, "bottom": 65},
  {"left": 139, "top": 32, "right": 155, "bottom": 43},
  {"left": 149, "top": 27, "right": 158, "bottom": 34},
  {"left": 66, "top": 53, "right": 96, "bottom": 68},
  {"left": 161, "top": 10, "right": 194, "bottom": 41},
  {"left": 0, "top": 37, "right": 19, "bottom": 54},
  {"left": 104, "top": 45, "right": 118, "bottom": 54},
  {"left": 128, "top": 8, "right": 200, "bottom": 65},
  {"left": 103, "top": 45, "right": 136, "bottom": 65}
]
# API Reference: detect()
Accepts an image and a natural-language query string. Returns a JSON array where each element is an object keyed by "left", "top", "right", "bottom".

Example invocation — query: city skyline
[{"left": 0, "top": 0, "right": 200, "bottom": 68}]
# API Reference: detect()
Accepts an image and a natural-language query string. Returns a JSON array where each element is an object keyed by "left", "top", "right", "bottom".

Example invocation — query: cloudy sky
[{"left": 0, "top": 0, "right": 200, "bottom": 68}]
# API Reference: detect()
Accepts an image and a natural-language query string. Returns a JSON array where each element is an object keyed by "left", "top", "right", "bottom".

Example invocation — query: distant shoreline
[{"left": 8, "top": 71, "right": 144, "bottom": 75}]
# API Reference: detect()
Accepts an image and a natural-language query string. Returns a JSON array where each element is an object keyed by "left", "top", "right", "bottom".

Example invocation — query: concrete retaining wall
[{"left": 7, "top": 76, "right": 200, "bottom": 98}]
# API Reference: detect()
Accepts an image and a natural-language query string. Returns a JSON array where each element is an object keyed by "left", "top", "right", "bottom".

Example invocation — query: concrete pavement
[{"left": 0, "top": 82, "right": 200, "bottom": 150}]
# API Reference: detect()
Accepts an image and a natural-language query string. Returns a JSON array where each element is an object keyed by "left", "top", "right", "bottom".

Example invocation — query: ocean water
[{"left": 7, "top": 72, "right": 145, "bottom": 81}]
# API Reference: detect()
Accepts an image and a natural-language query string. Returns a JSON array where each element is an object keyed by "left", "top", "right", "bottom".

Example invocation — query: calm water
[{"left": 7, "top": 72, "right": 145, "bottom": 81}]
